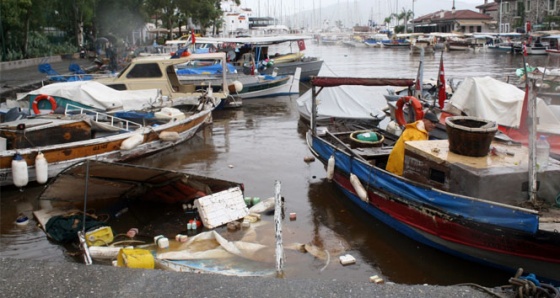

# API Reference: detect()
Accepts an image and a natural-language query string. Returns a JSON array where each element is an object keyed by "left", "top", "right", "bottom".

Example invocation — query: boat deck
[{"left": 404, "top": 139, "right": 560, "bottom": 233}]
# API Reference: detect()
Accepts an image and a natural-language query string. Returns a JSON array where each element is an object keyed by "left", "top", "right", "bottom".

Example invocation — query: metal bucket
[{"left": 445, "top": 116, "right": 497, "bottom": 157}]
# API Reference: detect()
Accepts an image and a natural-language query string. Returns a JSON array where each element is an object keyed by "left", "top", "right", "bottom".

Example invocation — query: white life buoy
[
  {"left": 120, "top": 134, "right": 144, "bottom": 150},
  {"left": 35, "top": 153, "right": 48, "bottom": 184},
  {"left": 159, "top": 131, "right": 180, "bottom": 142},
  {"left": 326, "top": 155, "right": 335, "bottom": 181},
  {"left": 350, "top": 173, "right": 368, "bottom": 202},
  {"left": 12, "top": 154, "right": 28, "bottom": 187}
]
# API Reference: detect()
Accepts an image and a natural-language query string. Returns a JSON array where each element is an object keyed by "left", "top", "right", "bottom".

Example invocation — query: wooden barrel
[{"left": 445, "top": 116, "right": 497, "bottom": 157}]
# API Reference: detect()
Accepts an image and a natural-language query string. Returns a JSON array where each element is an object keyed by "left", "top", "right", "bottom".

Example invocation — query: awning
[
  {"left": 414, "top": 24, "right": 437, "bottom": 27},
  {"left": 457, "top": 20, "right": 484, "bottom": 26}
]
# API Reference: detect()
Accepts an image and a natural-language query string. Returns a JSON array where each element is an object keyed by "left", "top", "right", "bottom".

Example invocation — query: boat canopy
[
  {"left": 447, "top": 76, "right": 560, "bottom": 131},
  {"left": 297, "top": 85, "right": 387, "bottom": 120},
  {"left": 17, "top": 81, "right": 161, "bottom": 111},
  {"left": 197, "top": 35, "right": 313, "bottom": 46}
]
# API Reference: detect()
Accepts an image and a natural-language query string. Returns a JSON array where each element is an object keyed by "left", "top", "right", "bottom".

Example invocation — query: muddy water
[{"left": 0, "top": 43, "right": 551, "bottom": 286}]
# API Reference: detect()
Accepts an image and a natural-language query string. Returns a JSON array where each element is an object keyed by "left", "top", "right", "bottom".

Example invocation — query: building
[
  {"left": 411, "top": 9, "right": 495, "bottom": 33},
  {"left": 493, "top": 0, "right": 560, "bottom": 33},
  {"left": 219, "top": 1, "right": 252, "bottom": 36}
]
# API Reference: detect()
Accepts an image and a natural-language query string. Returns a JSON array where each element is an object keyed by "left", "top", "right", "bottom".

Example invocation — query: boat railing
[{"left": 64, "top": 103, "right": 143, "bottom": 131}]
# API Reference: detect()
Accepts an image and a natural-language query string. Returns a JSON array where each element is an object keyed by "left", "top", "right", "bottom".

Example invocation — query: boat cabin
[
  {"left": 403, "top": 139, "right": 560, "bottom": 206},
  {"left": 95, "top": 53, "right": 231, "bottom": 107}
]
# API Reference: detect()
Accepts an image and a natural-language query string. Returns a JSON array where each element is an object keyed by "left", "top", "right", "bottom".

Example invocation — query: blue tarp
[
  {"left": 176, "top": 63, "right": 237, "bottom": 75},
  {"left": 311, "top": 135, "right": 540, "bottom": 234}
]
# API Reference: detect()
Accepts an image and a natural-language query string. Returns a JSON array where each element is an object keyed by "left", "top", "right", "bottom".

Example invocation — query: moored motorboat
[
  {"left": 196, "top": 35, "right": 323, "bottom": 81},
  {"left": 94, "top": 52, "right": 241, "bottom": 109},
  {"left": 543, "top": 35, "right": 560, "bottom": 56},
  {"left": 0, "top": 93, "right": 217, "bottom": 187}
]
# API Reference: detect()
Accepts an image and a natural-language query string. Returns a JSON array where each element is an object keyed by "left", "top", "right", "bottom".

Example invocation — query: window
[
  {"left": 126, "top": 63, "right": 162, "bottom": 78},
  {"left": 504, "top": 2, "right": 510, "bottom": 12},
  {"left": 526, "top": 0, "right": 531, "bottom": 12},
  {"left": 549, "top": 0, "right": 557, "bottom": 11},
  {"left": 501, "top": 23, "right": 511, "bottom": 32}
]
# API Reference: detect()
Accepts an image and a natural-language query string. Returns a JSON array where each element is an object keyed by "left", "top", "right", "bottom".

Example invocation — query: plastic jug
[{"left": 536, "top": 135, "right": 550, "bottom": 171}]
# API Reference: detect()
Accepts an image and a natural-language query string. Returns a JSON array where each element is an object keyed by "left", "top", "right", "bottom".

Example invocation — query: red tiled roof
[
  {"left": 476, "top": 2, "right": 498, "bottom": 11},
  {"left": 413, "top": 9, "right": 493, "bottom": 23}
]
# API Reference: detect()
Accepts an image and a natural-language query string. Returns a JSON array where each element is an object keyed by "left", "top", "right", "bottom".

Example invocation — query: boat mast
[{"left": 523, "top": 55, "right": 538, "bottom": 203}]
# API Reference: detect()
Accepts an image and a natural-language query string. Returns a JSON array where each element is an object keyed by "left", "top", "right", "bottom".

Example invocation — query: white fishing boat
[{"left": 196, "top": 35, "right": 323, "bottom": 81}]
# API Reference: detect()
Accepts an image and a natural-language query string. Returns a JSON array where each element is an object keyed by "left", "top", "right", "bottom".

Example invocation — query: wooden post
[{"left": 274, "top": 180, "right": 284, "bottom": 278}]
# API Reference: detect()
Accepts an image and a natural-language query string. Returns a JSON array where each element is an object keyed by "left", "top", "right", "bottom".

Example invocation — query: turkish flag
[
  {"left": 437, "top": 52, "right": 446, "bottom": 108},
  {"left": 191, "top": 29, "right": 196, "bottom": 44},
  {"left": 297, "top": 39, "right": 306, "bottom": 51}
]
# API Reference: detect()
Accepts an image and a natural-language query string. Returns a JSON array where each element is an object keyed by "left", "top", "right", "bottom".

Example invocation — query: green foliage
[
  {"left": 1, "top": 0, "right": 226, "bottom": 61},
  {"left": 394, "top": 25, "right": 405, "bottom": 34}
]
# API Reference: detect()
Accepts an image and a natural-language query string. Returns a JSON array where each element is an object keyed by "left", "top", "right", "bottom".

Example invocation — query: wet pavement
[
  {"left": 0, "top": 57, "right": 96, "bottom": 101},
  {"left": 0, "top": 258, "right": 504, "bottom": 298}
]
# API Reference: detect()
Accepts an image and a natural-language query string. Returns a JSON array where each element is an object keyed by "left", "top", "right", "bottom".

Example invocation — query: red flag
[
  {"left": 297, "top": 39, "right": 306, "bottom": 51},
  {"left": 437, "top": 52, "right": 446, "bottom": 108},
  {"left": 191, "top": 29, "right": 196, "bottom": 44}
]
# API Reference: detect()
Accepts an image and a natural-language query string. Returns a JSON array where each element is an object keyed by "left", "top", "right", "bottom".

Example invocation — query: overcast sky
[{"left": 239, "top": 0, "right": 482, "bottom": 20}]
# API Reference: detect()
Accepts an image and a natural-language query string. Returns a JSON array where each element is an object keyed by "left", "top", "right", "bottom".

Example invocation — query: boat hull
[
  {"left": 0, "top": 109, "right": 211, "bottom": 186},
  {"left": 247, "top": 59, "right": 323, "bottom": 81},
  {"left": 546, "top": 49, "right": 560, "bottom": 56},
  {"left": 237, "top": 68, "right": 301, "bottom": 99},
  {"left": 307, "top": 132, "right": 560, "bottom": 284}
]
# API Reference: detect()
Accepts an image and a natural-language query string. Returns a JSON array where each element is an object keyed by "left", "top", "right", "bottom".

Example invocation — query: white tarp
[
  {"left": 17, "top": 81, "right": 162, "bottom": 111},
  {"left": 296, "top": 85, "right": 386, "bottom": 122},
  {"left": 447, "top": 76, "right": 560, "bottom": 133}
]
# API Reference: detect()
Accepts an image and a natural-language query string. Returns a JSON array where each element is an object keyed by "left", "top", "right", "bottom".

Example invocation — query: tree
[
  {"left": 176, "top": 0, "right": 223, "bottom": 36},
  {"left": 1, "top": 0, "right": 37, "bottom": 59},
  {"left": 399, "top": 8, "right": 414, "bottom": 33},
  {"left": 95, "top": 0, "right": 147, "bottom": 44},
  {"left": 383, "top": 16, "right": 393, "bottom": 26}
]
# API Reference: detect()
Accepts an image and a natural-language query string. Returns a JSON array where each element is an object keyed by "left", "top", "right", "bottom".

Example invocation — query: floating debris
[
  {"left": 339, "top": 254, "right": 356, "bottom": 266},
  {"left": 303, "top": 156, "right": 316, "bottom": 163}
]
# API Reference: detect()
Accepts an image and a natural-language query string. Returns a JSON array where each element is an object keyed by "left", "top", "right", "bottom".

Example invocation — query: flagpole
[{"left": 437, "top": 51, "right": 446, "bottom": 109}]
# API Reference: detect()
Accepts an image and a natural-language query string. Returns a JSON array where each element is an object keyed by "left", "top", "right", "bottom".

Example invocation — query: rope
[{"left": 502, "top": 268, "right": 560, "bottom": 298}]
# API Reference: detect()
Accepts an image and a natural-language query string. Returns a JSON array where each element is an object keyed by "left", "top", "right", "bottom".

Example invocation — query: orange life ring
[
  {"left": 395, "top": 96, "right": 424, "bottom": 126},
  {"left": 32, "top": 94, "right": 57, "bottom": 115}
]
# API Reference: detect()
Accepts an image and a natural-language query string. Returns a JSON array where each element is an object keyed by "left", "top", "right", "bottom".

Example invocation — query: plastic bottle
[{"left": 536, "top": 135, "right": 550, "bottom": 171}]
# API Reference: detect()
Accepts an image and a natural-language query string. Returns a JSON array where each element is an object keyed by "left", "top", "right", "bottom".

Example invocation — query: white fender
[
  {"left": 326, "top": 155, "right": 335, "bottom": 181},
  {"left": 159, "top": 131, "right": 180, "bottom": 142},
  {"left": 350, "top": 173, "right": 368, "bottom": 202},
  {"left": 35, "top": 153, "right": 48, "bottom": 184},
  {"left": 11, "top": 154, "right": 28, "bottom": 187},
  {"left": 120, "top": 133, "right": 144, "bottom": 150},
  {"left": 233, "top": 81, "right": 243, "bottom": 92}
]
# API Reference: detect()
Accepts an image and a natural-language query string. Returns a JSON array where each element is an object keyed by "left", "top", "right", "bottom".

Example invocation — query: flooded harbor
[{"left": 0, "top": 43, "right": 554, "bottom": 286}]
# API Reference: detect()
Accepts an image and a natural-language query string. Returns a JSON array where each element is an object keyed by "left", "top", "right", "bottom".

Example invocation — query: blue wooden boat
[{"left": 305, "top": 76, "right": 560, "bottom": 285}]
